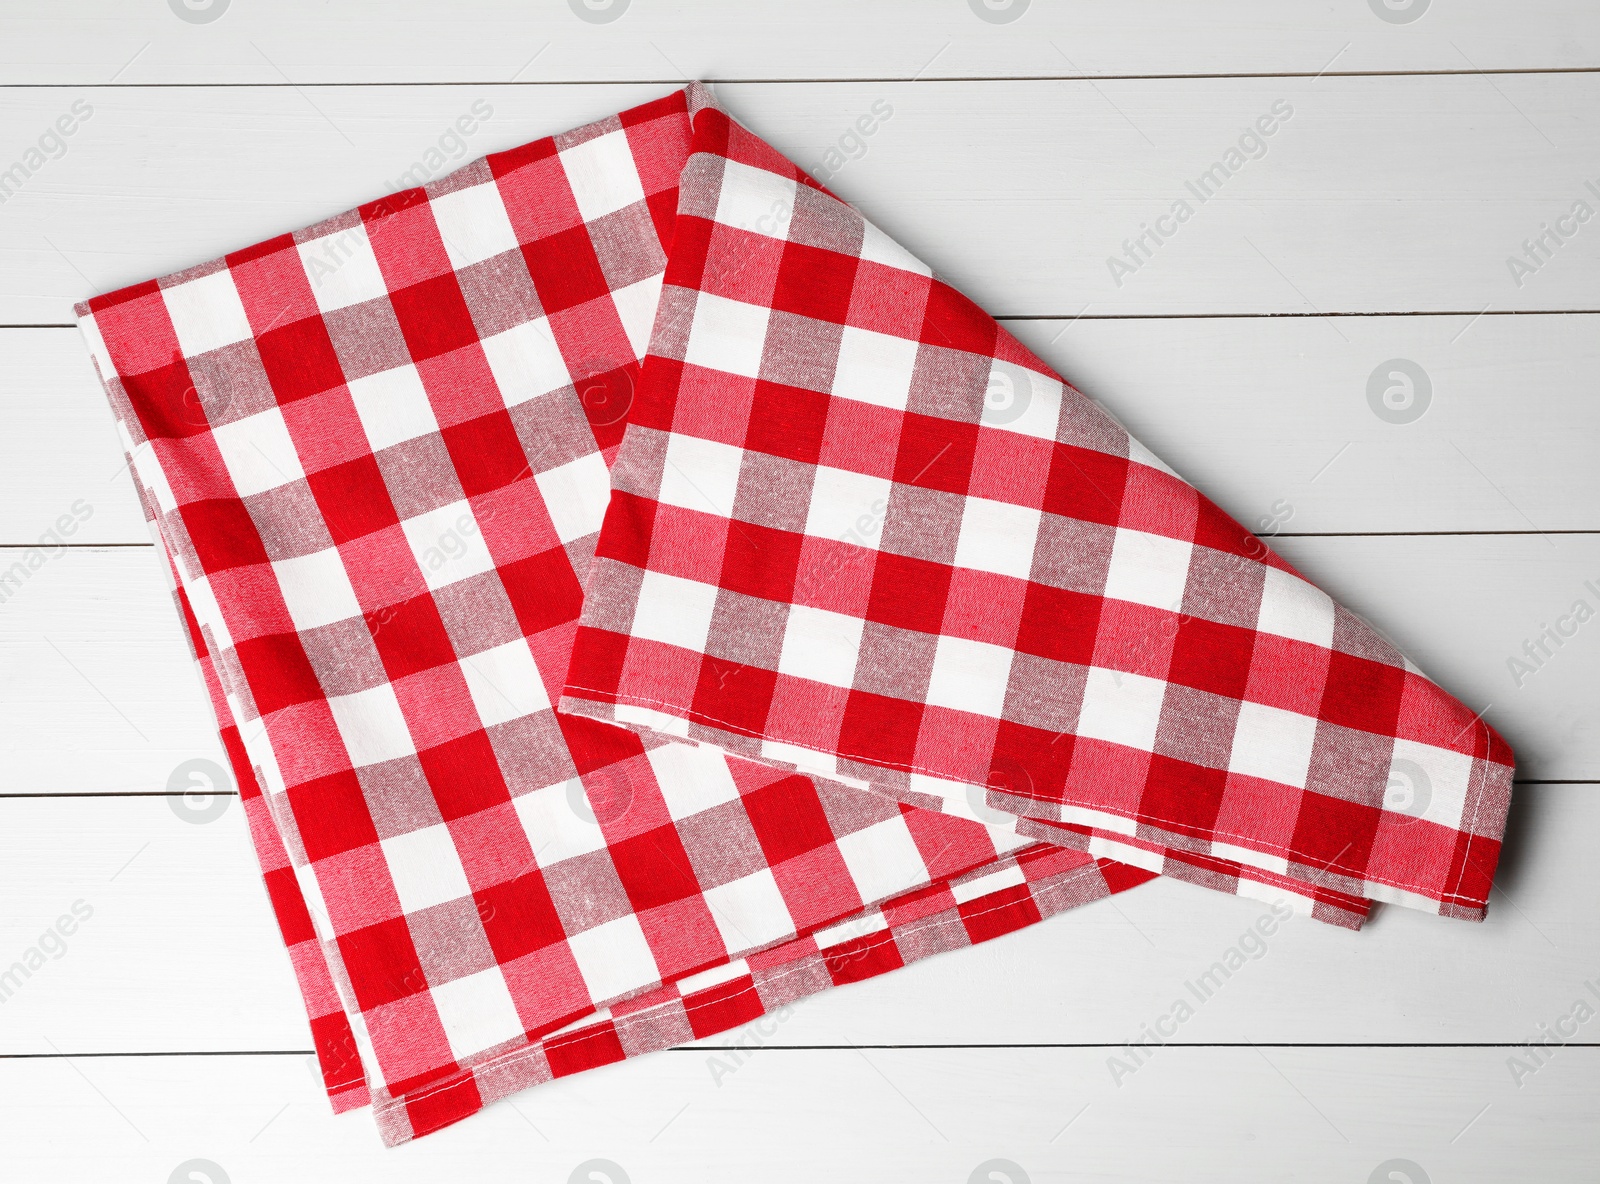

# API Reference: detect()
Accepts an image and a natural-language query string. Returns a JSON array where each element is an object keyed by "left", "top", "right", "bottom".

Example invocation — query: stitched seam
[
  {"left": 1443, "top": 720, "right": 1498, "bottom": 909},
  {"left": 375, "top": 857, "right": 1108, "bottom": 1120},
  {"left": 1070, "top": 826, "right": 1368, "bottom": 908},
  {"left": 564, "top": 685, "right": 1500, "bottom": 906}
]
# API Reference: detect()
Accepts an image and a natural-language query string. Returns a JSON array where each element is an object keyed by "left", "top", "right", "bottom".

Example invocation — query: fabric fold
[
  {"left": 73, "top": 81, "right": 1513, "bottom": 1146},
  {"left": 77, "top": 83, "right": 1154, "bottom": 1147},
  {"left": 558, "top": 83, "right": 1515, "bottom": 927}
]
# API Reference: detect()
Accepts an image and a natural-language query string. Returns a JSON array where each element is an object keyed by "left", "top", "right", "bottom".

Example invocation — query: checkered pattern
[
  {"left": 163, "top": 546, "right": 372, "bottom": 1113},
  {"left": 561, "top": 88, "right": 1517, "bottom": 925},
  {"left": 76, "top": 84, "right": 1156, "bottom": 1147}
]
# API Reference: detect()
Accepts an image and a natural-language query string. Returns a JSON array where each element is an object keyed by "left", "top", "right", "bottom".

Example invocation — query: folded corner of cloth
[{"left": 73, "top": 80, "right": 1515, "bottom": 1144}]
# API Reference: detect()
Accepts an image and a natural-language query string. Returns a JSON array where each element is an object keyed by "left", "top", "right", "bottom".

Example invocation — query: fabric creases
[{"left": 76, "top": 82, "right": 1513, "bottom": 1145}]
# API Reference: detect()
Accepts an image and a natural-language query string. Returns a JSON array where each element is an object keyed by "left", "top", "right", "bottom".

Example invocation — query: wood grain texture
[{"left": 1, "top": 77, "right": 1596, "bottom": 323}]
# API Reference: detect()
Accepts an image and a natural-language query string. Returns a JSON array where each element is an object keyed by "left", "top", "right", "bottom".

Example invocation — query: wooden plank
[
  {"left": 0, "top": 329, "right": 148, "bottom": 545},
  {"left": 4, "top": 0, "right": 1597, "bottom": 85},
  {"left": 1011, "top": 312, "right": 1600, "bottom": 537},
  {"left": 2, "top": 536, "right": 1593, "bottom": 791},
  {"left": 4, "top": 8, "right": 1591, "bottom": 1177},
  {"left": 1, "top": 1046, "right": 1594, "bottom": 1178},
  {"left": 8, "top": 311, "right": 1595, "bottom": 545},
  {"left": 0, "top": 546, "right": 228, "bottom": 795},
  {"left": 0, "top": 786, "right": 1591, "bottom": 1055},
  {"left": 0, "top": 796, "right": 310, "bottom": 1055},
  {"left": 2, "top": 77, "right": 1597, "bottom": 323}
]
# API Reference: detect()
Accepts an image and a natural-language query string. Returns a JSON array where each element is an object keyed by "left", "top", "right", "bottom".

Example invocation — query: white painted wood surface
[
  {"left": 5, "top": 0, "right": 1600, "bottom": 82},
  {"left": 4, "top": 1047, "right": 1595, "bottom": 1182},
  {"left": 3, "top": 1048, "right": 1597, "bottom": 1182},
  {"left": 2, "top": 3, "right": 1596, "bottom": 1178},
  {"left": 1, "top": 77, "right": 1598, "bottom": 323}
]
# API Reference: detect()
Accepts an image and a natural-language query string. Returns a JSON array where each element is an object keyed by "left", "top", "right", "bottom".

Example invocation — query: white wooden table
[{"left": 2, "top": 3, "right": 1597, "bottom": 1180}]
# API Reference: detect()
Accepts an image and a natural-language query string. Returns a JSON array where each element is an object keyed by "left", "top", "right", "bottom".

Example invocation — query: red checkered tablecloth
[
  {"left": 78, "top": 84, "right": 1157, "bottom": 1146},
  {"left": 76, "top": 82, "right": 1513, "bottom": 1146},
  {"left": 558, "top": 85, "right": 1514, "bottom": 926}
]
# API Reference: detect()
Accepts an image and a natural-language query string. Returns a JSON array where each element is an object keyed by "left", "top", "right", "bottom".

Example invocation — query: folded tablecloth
[
  {"left": 557, "top": 84, "right": 1515, "bottom": 926},
  {"left": 75, "top": 82, "right": 1513, "bottom": 1146}
]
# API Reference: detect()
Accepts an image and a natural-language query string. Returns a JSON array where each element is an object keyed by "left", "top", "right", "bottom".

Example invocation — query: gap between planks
[
  {"left": 11, "top": 312, "right": 1600, "bottom": 329},
  {"left": 4, "top": 67, "right": 1600, "bottom": 87},
  {"left": 10, "top": 1043, "right": 1600, "bottom": 1058},
  {"left": 4, "top": 530, "right": 1595, "bottom": 552}
]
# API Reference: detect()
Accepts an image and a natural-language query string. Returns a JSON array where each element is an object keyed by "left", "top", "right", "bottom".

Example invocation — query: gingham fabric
[
  {"left": 559, "top": 86, "right": 1516, "bottom": 926},
  {"left": 76, "top": 84, "right": 1158, "bottom": 1147}
]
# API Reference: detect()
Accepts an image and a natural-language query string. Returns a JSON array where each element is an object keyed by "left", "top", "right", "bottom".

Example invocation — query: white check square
[
  {"left": 348, "top": 363, "right": 438, "bottom": 453},
  {"left": 1388, "top": 739, "right": 1475, "bottom": 831},
  {"left": 162, "top": 270, "right": 254, "bottom": 357},
  {"left": 659, "top": 432, "right": 745, "bottom": 517},
  {"left": 702, "top": 868, "right": 795, "bottom": 952},
  {"left": 326, "top": 683, "right": 416, "bottom": 767},
  {"left": 272, "top": 547, "right": 363, "bottom": 632},
  {"left": 381, "top": 823, "right": 473, "bottom": 914},
  {"left": 402, "top": 501, "right": 496, "bottom": 591},
  {"left": 981, "top": 360, "right": 1063, "bottom": 442},
  {"left": 431, "top": 967, "right": 526, "bottom": 1061},
  {"left": 559, "top": 130, "right": 648, "bottom": 222},
  {"left": 566, "top": 913, "right": 660, "bottom": 1002},
  {"left": 645, "top": 743, "right": 742, "bottom": 821},
  {"left": 685, "top": 292, "right": 770, "bottom": 379},
  {"left": 512, "top": 778, "right": 608, "bottom": 866},
  {"left": 462, "top": 640, "right": 550, "bottom": 729},
  {"left": 632, "top": 570, "right": 721, "bottom": 654},
  {"left": 535, "top": 452, "right": 612, "bottom": 544},
  {"left": 835, "top": 816, "right": 929, "bottom": 905},
  {"left": 954, "top": 496, "right": 1042, "bottom": 580},
  {"left": 778, "top": 604, "right": 865, "bottom": 689},
  {"left": 1103, "top": 527, "right": 1192, "bottom": 612},
  {"left": 429, "top": 181, "right": 520, "bottom": 269},
  {"left": 1257, "top": 566, "right": 1337, "bottom": 650},
  {"left": 713, "top": 160, "right": 798, "bottom": 240},
  {"left": 298, "top": 223, "right": 389, "bottom": 314},
  {"left": 926, "top": 635, "right": 1015, "bottom": 718},
  {"left": 1229, "top": 700, "right": 1319, "bottom": 789},
  {"left": 804, "top": 465, "right": 892, "bottom": 546},
  {"left": 481, "top": 317, "right": 572, "bottom": 408},
  {"left": 831, "top": 326, "right": 919, "bottom": 411},
  {"left": 1077, "top": 666, "right": 1166, "bottom": 753},
  {"left": 210, "top": 406, "right": 304, "bottom": 497}
]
